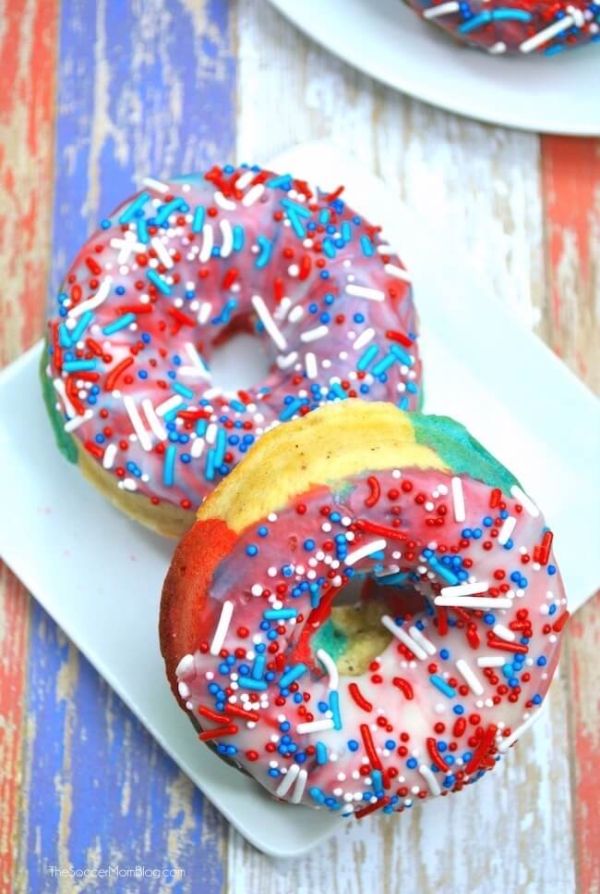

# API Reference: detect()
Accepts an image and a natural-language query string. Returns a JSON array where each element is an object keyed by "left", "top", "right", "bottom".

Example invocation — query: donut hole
[
  {"left": 312, "top": 576, "right": 428, "bottom": 677},
  {"left": 208, "top": 330, "right": 272, "bottom": 392}
]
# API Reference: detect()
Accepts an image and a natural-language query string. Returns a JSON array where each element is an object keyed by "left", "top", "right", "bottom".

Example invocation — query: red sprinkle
[
  {"left": 392, "top": 677, "right": 414, "bottom": 700},
  {"left": 348, "top": 683, "right": 373, "bottom": 713},
  {"left": 364, "top": 476, "right": 381, "bottom": 508}
]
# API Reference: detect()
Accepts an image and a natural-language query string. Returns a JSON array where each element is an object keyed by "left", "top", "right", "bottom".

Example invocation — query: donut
[
  {"left": 405, "top": 1, "right": 599, "bottom": 55},
  {"left": 41, "top": 165, "right": 421, "bottom": 537},
  {"left": 160, "top": 401, "right": 568, "bottom": 817}
]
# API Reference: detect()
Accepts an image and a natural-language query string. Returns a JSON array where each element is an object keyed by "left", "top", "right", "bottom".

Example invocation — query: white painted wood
[{"left": 228, "top": 1, "right": 576, "bottom": 889}]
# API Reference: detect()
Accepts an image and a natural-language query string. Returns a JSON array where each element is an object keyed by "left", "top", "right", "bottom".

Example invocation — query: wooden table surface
[{"left": 0, "top": 2, "right": 598, "bottom": 892}]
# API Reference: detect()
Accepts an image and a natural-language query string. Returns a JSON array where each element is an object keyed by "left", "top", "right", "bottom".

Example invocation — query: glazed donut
[
  {"left": 161, "top": 401, "right": 568, "bottom": 817},
  {"left": 42, "top": 165, "right": 421, "bottom": 537},
  {"left": 405, "top": 0, "right": 599, "bottom": 55}
]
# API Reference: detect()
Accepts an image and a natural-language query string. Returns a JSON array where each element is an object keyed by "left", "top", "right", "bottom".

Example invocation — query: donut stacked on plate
[
  {"left": 161, "top": 402, "right": 568, "bottom": 816},
  {"left": 44, "top": 163, "right": 569, "bottom": 818},
  {"left": 42, "top": 165, "right": 420, "bottom": 537},
  {"left": 405, "top": 0, "right": 599, "bottom": 55}
]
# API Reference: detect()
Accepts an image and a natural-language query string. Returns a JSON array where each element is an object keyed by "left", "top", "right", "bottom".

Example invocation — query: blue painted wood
[{"left": 25, "top": 1, "right": 235, "bottom": 889}]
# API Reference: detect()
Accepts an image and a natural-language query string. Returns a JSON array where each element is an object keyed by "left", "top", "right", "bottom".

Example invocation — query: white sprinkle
[
  {"left": 210, "top": 600, "right": 234, "bottom": 655},
  {"left": 423, "top": 1, "right": 459, "bottom": 18},
  {"left": 498, "top": 516, "right": 517, "bottom": 546},
  {"left": 64, "top": 409, "right": 93, "bottom": 432},
  {"left": 219, "top": 219, "right": 234, "bottom": 257},
  {"left": 305, "top": 352, "right": 318, "bottom": 379},
  {"left": 520, "top": 14, "right": 579, "bottom": 54},
  {"left": 493, "top": 623, "right": 516, "bottom": 643},
  {"left": 191, "top": 437, "right": 205, "bottom": 459},
  {"left": 497, "top": 705, "right": 545, "bottom": 752},
  {"left": 252, "top": 294, "right": 287, "bottom": 351},
  {"left": 151, "top": 236, "right": 173, "bottom": 269},
  {"left": 419, "top": 764, "right": 441, "bottom": 796},
  {"left": 242, "top": 183, "right": 265, "bottom": 207},
  {"left": 142, "top": 176, "right": 169, "bottom": 194},
  {"left": 276, "top": 762, "right": 300, "bottom": 798},
  {"left": 510, "top": 485, "right": 540, "bottom": 518},
  {"left": 290, "top": 768, "right": 308, "bottom": 804},
  {"left": 353, "top": 327, "right": 375, "bottom": 351},
  {"left": 435, "top": 595, "right": 512, "bottom": 610},
  {"left": 477, "top": 656, "right": 506, "bottom": 668},
  {"left": 205, "top": 423, "right": 217, "bottom": 445},
  {"left": 456, "top": 659, "right": 484, "bottom": 696},
  {"left": 345, "top": 539, "right": 387, "bottom": 567},
  {"left": 381, "top": 615, "right": 427, "bottom": 660},
  {"left": 142, "top": 398, "right": 167, "bottom": 440},
  {"left": 287, "top": 305, "right": 304, "bottom": 324},
  {"left": 175, "top": 654, "right": 195, "bottom": 677},
  {"left": 317, "top": 649, "right": 339, "bottom": 691},
  {"left": 197, "top": 302, "right": 212, "bottom": 325},
  {"left": 178, "top": 681, "right": 190, "bottom": 699},
  {"left": 440, "top": 581, "right": 489, "bottom": 598},
  {"left": 123, "top": 396, "right": 152, "bottom": 450},
  {"left": 408, "top": 626, "right": 436, "bottom": 656},
  {"left": 296, "top": 719, "right": 335, "bottom": 735},
  {"left": 53, "top": 377, "right": 76, "bottom": 417},
  {"left": 234, "top": 170, "right": 254, "bottom": 191},
  {"left": 111, "top": 231, "right": 144, "bottom": 264},
  {"left": 102, "top": 442, "right": 117, "bottom": 470},
  {"left": 276, "top": 351, "right": 298, "bottom": 369},
  {"left": 451, "top": 476, "right": 466, "bottom": 523},
  {"left": 300, "top": 325, "right": 329, "bottom": 343},
  {"left": 214, "top": 190, "right": 236, "bottom": 210},
  {"left": 155, "top": 394, "right": 183, "bottom": 418},
  {"left": 199, "top": 224, "right": 214, "bottom": 263},
  {"left": 69, "top": 276, "right": 112, "bottom": 318},
  {"left": 345, "top": 284, "right": 385, "bottom": 302},
  {"left": 384, "top": 263, "right": 411, "bottom": 282}
]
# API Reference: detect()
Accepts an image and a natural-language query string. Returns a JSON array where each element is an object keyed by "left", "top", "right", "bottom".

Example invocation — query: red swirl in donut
[
  {"left": 405, "top": 1, "right": 599, "bottom": 55},
  {"left": 42, "top": 165, "right": 421, "bottom": 536},
  {"left": 161, "top": 403, "right": 568, "bottom": 817}
]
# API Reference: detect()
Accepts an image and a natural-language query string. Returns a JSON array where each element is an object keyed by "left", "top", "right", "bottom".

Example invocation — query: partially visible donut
[
  {"left": 42, "top": 165, "right": 421, "bottom": 537},
  {"left": 405, "top": 1, "right": 599, "bottom": 55},
  {"left": 161, "top": 401, "right": 568, "bottom": 817}
]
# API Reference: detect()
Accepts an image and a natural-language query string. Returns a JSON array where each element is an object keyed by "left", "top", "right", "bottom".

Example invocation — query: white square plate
[{"left": 0, "top": 144, "right": 598, "bottom": 857}]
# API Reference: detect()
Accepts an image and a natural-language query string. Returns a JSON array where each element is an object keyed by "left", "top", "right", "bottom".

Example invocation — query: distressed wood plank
[
  {"left": 0, "top": 567, "right": 30, "bottom": 894},
  {"left": 540, "top": 133, "right": 600, "bottom": 894},
  {"left": 19, "top": 602, "right": 228, "bottom": 893},
  {"left": 0, "top": 4, "right": 58, "bottom": 893},
  {"left": 0, "top": 0, "right": 58, "bottom": 365},
  {"left": 540, "top": 136, "right": 600, "bottom": 391},
  {"left": 230, "top": 2, "right": 579, "bottom": 890},
  {"left": 13, "top": 1, "right": 236, "bottom": 891}
]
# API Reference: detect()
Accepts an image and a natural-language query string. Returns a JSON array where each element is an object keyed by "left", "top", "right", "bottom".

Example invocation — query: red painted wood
[
  {"left": 0, "top": 0, "right": 58, "bottom": 365},
  {"left": 541, "top": 134, "right": 600, "bottom": 894},
  {"left": 0, "top": 3, "right": 58, "bottom": 891}
]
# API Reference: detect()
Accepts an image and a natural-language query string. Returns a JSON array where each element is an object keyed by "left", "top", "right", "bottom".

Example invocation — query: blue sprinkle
[
  {"left": 192, "top": 206, "right": 205, "bottom": 233},
  {"left": 430, "top": 675, "right": 456, "bottom": 698},
  {"left": 315, "top": 742, "right": 328, "bottom": 765},
  {"left": 102, "top": 313, "right": 136, "bottom": 336},
  {"left": 279, "top": 664, "right": 307, "bottom": 688},
  {"left": 62, "top": 359, "right": 97, "bottom": 373},
  {"left": 255, "top": 234, "right": 273, "bottom": 269},
  {"left": 238, "top": 677, "right": 268, "bottom": 692},
  {"left": 172, "top": 381, "right": 194, "bottom": 399},
  {"left": 118, "top": 191, "right": 150, "bottom": 224},
  {"left": 163, "top": 445, "right": 176, "bottom": 487},
  {"left": 264, "top": 608, "right": 298, "bottom": 621},
  {"left": 360, "top": 235, "right": 374, "bottom": 256},
  {"left": 147, "top": 269, "right": 171, "bottom": 295},
  {"left": 329, "top": 690, "right": 342, "bottom": 730}
]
